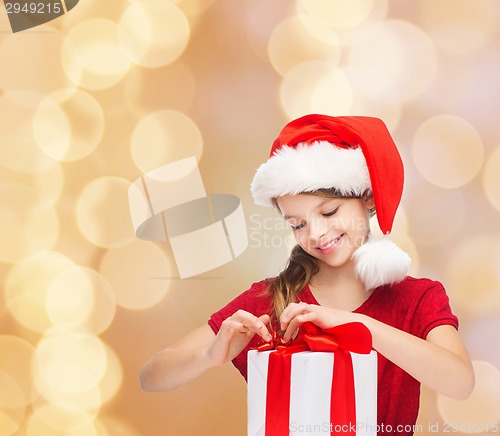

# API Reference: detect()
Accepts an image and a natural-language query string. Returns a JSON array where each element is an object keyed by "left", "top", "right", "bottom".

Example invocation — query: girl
[{"left": 140, "top": 115, "right": 474, "bottom": 435}]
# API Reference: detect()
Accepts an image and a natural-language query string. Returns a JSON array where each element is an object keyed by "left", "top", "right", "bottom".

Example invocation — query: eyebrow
[{"left": 283, "top": 198, "right": 337, "bottom": 220}]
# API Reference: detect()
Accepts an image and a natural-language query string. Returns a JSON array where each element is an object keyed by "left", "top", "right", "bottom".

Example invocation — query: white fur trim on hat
[
  {"left": 352, "top": 235, "right": 411, "bottom": 290},
  {"left": 251, "top": 141, "right": 371, "bottom": 207}
]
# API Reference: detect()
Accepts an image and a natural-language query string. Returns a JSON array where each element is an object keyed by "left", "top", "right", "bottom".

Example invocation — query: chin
[{"left": 316, "top": 254, "right": 353, "bottom": 270}]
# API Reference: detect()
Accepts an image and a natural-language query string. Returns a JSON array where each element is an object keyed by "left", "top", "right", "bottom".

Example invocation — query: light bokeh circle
[
  {"left": 76, "top": 177, "right": 135, "bottom": 249},
  {"left": 0, "top": 162, "right": 64, "bottom": 215},
  {"left": 5, "top": 251, "right": 76, "bottom": 333},
  {"left": 46, "top": 268, "right": 117, "bottom": 336},
  {"left": 294, "top": 13, "right": 342, "bottom": 47},
  {"left": 0, "top": 25, "right": 75, "bottom": 94},
  {"left": 445, "top": 235, "right": 500, "bottom": 315},
  {"left": 33, "top": 89, "right": 105, "bottom": 162},
  {"left": 280, "top": 61, "right": 352, "bottom": 119},
  {"left": 45, "top": 266, "right": 96, "bottom": 328},
  {"left": 437, "top": 360, "right": 500, "bottom": 433},
  {"left": 342, "top": 66, "right": 401, "bottom": 130},
  {"left": 29, "top": 403, "right": 98, "bottom": 433},
  {"left": 31, "top": 329, "right": 105, "bottom": 420},
  {"left": 482, "top": 146, "right": 500, "bottom": 212},
  {"left": 463, "top": 316, "right": 500, "bottom": 371},
  {"left": 280, "top": 61, "right": 332, "bottom": 120},
  {"left": 32, "top": 374, "right": 101, "bottom": 415},
  {"left": 0, "top": 371, "right": 26, "bottom": 436},
  {"left": 61, "top": 18, "right": 133, "bottom": 90},
  {"left": 347, "top": 20, "right": 438, "bottom": 103},
  {"left": 0, "top": 370, "right": 26, "bottom": 408},
  {"left": 123, "top": 62, "right": 196, "bottom": 117},
  {"left": 130, "top": 110, "right": 203, "bottom": 173},
  {"left": 412, "top": 115, "right": 484, "bottom": 189},
  {"left": 99, "top": 240, "right": 171, "bottom": 310},
  {"left": 307, "top": 0, "right": 389, "bottom": 47},
  {"left": 0, "top": 91, "right": 60, "bottom": 174},
  {"left": 299, "top": 0, "right": 374, "bottom": 29},
  {"left": 0, "top": 336, "right": 36, "bottom": 407},
  {"left": 420, "top": 0, "right": 496, "bottom": 56},
  {"left": 405, "top": 184, "right": 465, "bottom": 246},
  {"left": 99, "top": 344, "right": 123, "bottom": 405},
  {"left": 34, "top": 327, "right": 108, "bottom": 395},
  {"left": 119, "top": 0, "right": 190, "bottom": 68},
  {"left": 310, "top": 68, "right": 353, "bottom": 115},
  {"left": 0, "top": 207, "right": 59, "bottom": 265},
  {"left": 268, "top": 15, "right": 341, "bottom": 77}
]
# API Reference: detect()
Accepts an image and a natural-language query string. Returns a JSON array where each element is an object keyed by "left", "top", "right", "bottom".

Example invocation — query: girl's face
[{"left": 276, "top": 193, "right": 375, "bottom": 269}]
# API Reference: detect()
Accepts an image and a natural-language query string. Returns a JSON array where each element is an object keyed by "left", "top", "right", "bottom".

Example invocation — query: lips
[{"left": 316, "top": 234, "right": 344, "bottom": 253}]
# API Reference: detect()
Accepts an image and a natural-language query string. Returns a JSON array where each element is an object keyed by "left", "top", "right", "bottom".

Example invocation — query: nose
[{"left": 307, "top": 216, "right": 328, "bottom": 245}]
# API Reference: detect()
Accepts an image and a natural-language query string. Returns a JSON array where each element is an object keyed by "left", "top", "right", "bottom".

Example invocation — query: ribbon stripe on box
[
  {"left": 248, "top": 322, "right": 377, "bottom": 436},
  {"left": 128, "top": 156, "right": 248, "bottom": 278}
]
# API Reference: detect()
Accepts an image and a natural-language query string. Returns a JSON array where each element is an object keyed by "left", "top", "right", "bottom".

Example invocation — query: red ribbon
[{"left": 256, "top": 322, "right": 372, "bottom": 436}]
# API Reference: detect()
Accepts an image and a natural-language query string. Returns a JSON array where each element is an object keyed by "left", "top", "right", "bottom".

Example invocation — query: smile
[{"left": 316, "top": 234, "right": 344, "bottom": 252}]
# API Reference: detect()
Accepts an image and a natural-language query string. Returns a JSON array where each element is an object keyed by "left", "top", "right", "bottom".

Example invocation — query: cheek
[
  {"left": 293, "top": 232, "right": 307, "bottom": 246},
  {"left": 357, "top": 216, "right": 370, "bottom": 231},
  {"left": 341, "top": 213, "right": 368, "bottom": 232},
  {"left": 292, "top": 232, "right": 312, "bottom": 251}
]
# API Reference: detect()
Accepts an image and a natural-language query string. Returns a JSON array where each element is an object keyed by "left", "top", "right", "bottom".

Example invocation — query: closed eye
[
  {"left": 290, "top": 222, "right": 305, "bottom": 231},
  {"left": 322, "top": 206, "right": 340, "bottom": 217}
]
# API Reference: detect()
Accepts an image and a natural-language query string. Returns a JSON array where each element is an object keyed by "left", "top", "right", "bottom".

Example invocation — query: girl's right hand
[{"left": 206, "top": 310, "right": 272, "bottom": 367}]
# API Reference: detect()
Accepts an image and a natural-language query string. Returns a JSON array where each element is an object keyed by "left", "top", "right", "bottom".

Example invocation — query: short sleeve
[
  {"left": 208, "top": 280, "right": 272, "bottom": 335},
  {"left": 207, "top": 280, "right": 273, "bottom": 379},
  {"left": 414, "top": 280, "right": 459, "bottom": 339}
]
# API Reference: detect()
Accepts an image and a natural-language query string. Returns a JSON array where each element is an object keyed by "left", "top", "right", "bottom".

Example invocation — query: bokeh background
[{"left": 1, "top": 0, "right": 500, "bottom": 435}]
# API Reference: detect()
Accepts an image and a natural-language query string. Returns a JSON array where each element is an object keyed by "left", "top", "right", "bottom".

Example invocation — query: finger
[
  {"left": 280, "top": 302, "right": 309, "bottom": 331},
  {"left": 256, "top": 314, "right": 272, "bottom": 341},
  {"left": 259, "top": 314, "right": 271, "bottom": 325},
  {"left": 228, "top": 312, "right": 272, "bottom": 341},
  {"left": 230, "top": 310, "right": 265, "bottom": 331},
  {"left": 219, "top": 318, "right": 250, "bottom": 336},
  {"left": 279, "top": 302, "right": 301, "bottom": 329},
  {"left": 292, "top": 311, "right": 318, "bottom": 324},
  {"left": 282, "top": 310, "right": 332, "bottom": 340},
  {"left": 282, "top": 316, "right": 304, "bottom": 343}
]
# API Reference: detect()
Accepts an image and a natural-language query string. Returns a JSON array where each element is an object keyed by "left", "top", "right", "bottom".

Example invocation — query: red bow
[{"left": 256, "top": 322, "right": 372, "bottom": 436}]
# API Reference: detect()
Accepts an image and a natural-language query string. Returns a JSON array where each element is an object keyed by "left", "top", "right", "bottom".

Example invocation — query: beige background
[{"left": 1, "top": 0, "right": 500, "bottom": 435}]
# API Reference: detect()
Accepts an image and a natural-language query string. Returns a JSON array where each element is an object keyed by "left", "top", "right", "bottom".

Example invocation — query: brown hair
[
  {"left": 265, "top": 188, "right": 374, "bottom": 324},
  {"left": 265, "top": 245, "right": 318, "bottom": 325}
]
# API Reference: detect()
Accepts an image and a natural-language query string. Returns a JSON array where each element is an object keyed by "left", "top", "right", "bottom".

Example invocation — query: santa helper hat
[{"left": 251, "top": 114, "right": 410, "bottom": 290}]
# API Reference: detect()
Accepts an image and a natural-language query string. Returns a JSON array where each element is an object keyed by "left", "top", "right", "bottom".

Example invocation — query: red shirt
[{"left": 208, "top": 276, "right": 459, "bottom": 436}]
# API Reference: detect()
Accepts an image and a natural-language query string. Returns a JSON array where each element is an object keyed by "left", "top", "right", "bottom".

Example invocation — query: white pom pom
[{"left": 352, "top": 236, "right": 411, "bottom": 290}]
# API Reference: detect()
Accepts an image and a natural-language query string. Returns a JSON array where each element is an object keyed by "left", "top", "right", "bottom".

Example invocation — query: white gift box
[{"left": 248, "top": 350, "right": 377, "bottom": 436}]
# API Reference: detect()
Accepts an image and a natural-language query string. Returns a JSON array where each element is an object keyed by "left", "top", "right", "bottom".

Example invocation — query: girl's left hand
[{"left": 279, "top": 302, "right": 358, "bottom": 343}]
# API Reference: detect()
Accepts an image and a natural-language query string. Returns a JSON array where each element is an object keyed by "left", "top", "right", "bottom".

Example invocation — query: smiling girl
[{"left": 140, "top": 115, "right": 474, "bottom": 435}]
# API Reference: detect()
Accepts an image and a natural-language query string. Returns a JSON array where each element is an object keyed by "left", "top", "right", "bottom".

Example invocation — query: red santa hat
[{"left": 251, "top": 114, "right": 410, "bottom": 289}]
